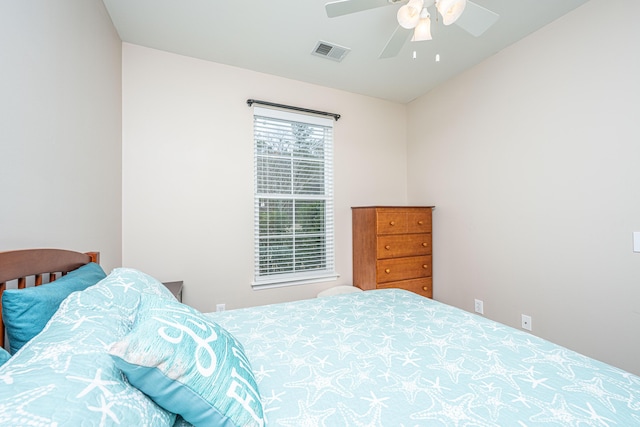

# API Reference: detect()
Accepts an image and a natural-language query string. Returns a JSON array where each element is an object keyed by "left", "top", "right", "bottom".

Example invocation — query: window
[{"left": 252, "top": 106, "right": 336, "bottom": 289}]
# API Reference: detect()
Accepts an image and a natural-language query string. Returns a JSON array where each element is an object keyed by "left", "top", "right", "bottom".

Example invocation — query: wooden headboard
[{"left": 0, "top": 249, "right": 99, "bottom": 349}]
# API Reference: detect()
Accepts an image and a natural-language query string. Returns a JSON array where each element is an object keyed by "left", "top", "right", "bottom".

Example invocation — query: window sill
[{"left": 252, "top": 272, "right": 339, "bottom": 290}]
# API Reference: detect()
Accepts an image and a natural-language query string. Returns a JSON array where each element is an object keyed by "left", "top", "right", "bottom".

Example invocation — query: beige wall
[
  {"left": 6, "top": 0, "right": 637, "bottom": 377},
  {"left": 407, "top": 0, "right": 640, "bottom": 374},
  {"left": 121, "top": 43, "right": 408, "bottom": 312},
  {"left": 0, "top": 0, "right": 122, "bottom": 271}
]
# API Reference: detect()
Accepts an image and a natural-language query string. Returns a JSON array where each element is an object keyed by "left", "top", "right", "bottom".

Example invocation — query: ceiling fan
[{"left": 325, "top": 0, "right": 499, "bottom": 58}]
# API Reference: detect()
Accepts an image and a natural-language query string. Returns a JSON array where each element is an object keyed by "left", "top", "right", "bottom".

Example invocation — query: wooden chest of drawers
[{"left": 352, "top": 206, "right": 434, "bottom": 298}]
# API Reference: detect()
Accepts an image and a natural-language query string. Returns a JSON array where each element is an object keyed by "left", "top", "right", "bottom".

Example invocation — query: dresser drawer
[
  {"left": 376, "top": 256, "right": 431, "bottom": 283},
  {"left": 376, "top": 209, "right": 432, "bottom": 235},
  {"left": 377, "top": 277, "right": 432, "bottom": 298},
  {"left": 377, "top": 211, "right": 409, "bottom": 234},
  {"left": 406, "top": 210, "right": 431, "bottom": 233},
  {"left": 377, "top": 233, "right": 432, "bottom": 259}
]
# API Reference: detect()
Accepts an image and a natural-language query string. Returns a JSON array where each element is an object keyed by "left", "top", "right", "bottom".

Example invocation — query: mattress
[{"left": 206, "top": 288, "right": 640, "bottom": 426}]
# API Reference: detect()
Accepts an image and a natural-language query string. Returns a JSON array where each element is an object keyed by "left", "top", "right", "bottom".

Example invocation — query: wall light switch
[{"left": 634, "top": 232, "right": 640, "bottom": 253}]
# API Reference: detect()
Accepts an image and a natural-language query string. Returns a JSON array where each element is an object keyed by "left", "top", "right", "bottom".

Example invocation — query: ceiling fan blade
[
  {"left": 325, "top": 0, "right": 392, "bottom": 18},
  {"left": 454, "top": 1, "right": 499, "bottom": 37},
  {"left": 379, "top": 25, "right": 412, "bottom": 59}
]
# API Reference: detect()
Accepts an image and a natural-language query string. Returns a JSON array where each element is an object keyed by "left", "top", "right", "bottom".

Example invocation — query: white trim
[{"left": 252, "top": 272, "right": 340, "bottom": 290}]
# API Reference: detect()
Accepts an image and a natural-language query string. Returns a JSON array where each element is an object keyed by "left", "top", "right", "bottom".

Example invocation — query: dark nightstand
[{"left": 163, "top": 281, "right": 183, "bottom": 302}]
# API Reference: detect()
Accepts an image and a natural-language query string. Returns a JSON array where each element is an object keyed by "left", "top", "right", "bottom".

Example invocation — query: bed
[{"left": 1, "top": 248, "right": 639, "bottom": 426}]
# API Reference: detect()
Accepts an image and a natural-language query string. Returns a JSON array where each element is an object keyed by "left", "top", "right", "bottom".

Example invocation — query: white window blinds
[{"left": 252, "top": 106, "right": 337, "bottom": 288}]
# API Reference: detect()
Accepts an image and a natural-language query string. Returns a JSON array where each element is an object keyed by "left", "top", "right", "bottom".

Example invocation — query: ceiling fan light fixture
[
  {"left": 411, "top": 8, "right": 432, "bottom": 41},
  {"left": 397, "top": 0, "right": 424, "bottom": 29},
  {"left": 437, "top": 0, "right": 466, "bottom": 25}
]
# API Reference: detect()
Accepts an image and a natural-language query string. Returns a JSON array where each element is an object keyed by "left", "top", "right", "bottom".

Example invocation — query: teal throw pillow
[
  {"left": 109, "top": 295, "right": 264, "bottom": 427},
  {"left": 0, "top": 348, "right": 10, "bottom": 366},
  {"left": 2, "top": 262, "right": 106, "bottom": 353}
]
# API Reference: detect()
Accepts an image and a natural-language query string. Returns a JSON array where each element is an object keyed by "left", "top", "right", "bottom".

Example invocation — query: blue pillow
[
  {"left": 109, "top": 295, "right": 265, "bottom": 427},
  {"left": 0, "top": 348, "right": 10, "bottom": 366},
  {"left": 2, "top": 262, "right": 106, "bottom": 353}
]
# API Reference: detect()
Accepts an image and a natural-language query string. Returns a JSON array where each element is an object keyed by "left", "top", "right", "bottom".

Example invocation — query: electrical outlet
[
  {"left": 474, "top": 299, "right": 484, "bottom": 315},
  {"left": 521, "top": 314, "right": 532, "bottom": 331},
  {"left": 216, "top": 303, "right": 226, "bottom": 312}
]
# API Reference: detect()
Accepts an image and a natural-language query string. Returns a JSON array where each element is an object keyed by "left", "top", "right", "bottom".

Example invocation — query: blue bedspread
[{"left": 206, "top": 289, "right": 640, "bottom": 426}]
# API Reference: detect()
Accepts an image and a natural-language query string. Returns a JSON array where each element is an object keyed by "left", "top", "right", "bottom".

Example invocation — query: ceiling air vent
[{"left": 312, "top": 41, "right": 350, "bottom": 62}]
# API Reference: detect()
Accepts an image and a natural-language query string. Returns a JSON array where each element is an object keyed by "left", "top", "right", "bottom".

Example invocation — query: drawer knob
[
  {"left": 385, "top": 245, "right": 391, "bottom": 250},
  {"left": 422, "top": 286, "right": 428, "bottom": 291},
  {"left": 385, "top": 268, "right": 391, "bottom": 274},
  {"left": 422, "top": 264, "right": 428, "bottom": 269},
  {"left": 418, "top": 220, "right": 424, "bottom": 225},
  {"left": 422, "top": 242, "right": 428, "bottom": 247},
  {"left": 389, "top": 221, "right": 395, "bottom": 226}
]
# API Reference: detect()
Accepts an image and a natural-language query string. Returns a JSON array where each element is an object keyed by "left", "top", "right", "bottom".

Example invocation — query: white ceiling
[{"left": 102, "top": 0, "right": 590, "bottom": 104}]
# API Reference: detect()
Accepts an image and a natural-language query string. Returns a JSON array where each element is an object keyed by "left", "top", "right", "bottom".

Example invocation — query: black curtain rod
[{"left": 247, "top": 99, "right": 340, "bottom": 121}]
